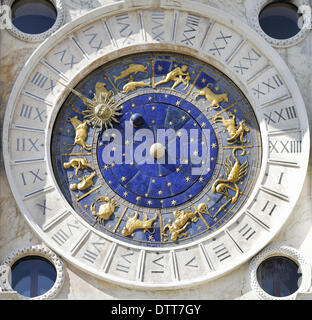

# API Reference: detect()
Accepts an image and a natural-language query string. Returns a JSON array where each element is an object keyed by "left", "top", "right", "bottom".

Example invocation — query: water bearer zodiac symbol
[{"left": 211, "top": 147, "right": 248, "bottom": 214}]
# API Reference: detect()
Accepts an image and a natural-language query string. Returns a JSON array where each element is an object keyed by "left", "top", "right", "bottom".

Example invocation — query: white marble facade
[{"left": 0, "top": 0, "right": 312, "bottom": 300}]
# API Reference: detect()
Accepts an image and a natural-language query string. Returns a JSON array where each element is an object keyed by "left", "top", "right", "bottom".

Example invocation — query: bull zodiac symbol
[
  {"left": 214, "top": 112, "right": 250, "bottom": 145},
  {"left": 122, "top": 212, "right": 157, "bottom": 237},
  {"left": 91, "top": 196, "right": 119, "bottom": 224},
  {"left": 211, "top": 147, "right": 248, "bottom": 214},
  {"left": 192, "top": 83, "right": 229, "bottom": 110},
  {"left": 162, "top": 203, "right": 207, "bottom": 241}
]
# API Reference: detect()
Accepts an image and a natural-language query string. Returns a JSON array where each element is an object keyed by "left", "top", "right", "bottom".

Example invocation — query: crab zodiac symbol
[{"left": 91, "top": 196, "right": 119, "bottom": 224}]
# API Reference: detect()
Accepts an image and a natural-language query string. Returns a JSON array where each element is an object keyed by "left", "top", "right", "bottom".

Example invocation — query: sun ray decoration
[
  {"left": 82, "top": 82, "right": 122, "bottom": 130},
  {"left": 52, "top": 78, "right": 122, "bottom": 130}
]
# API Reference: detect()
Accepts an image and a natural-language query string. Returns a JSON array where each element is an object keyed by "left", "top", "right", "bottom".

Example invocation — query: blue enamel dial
[{"left": 51, "top": 52, "right": 262, "bottom": 247}]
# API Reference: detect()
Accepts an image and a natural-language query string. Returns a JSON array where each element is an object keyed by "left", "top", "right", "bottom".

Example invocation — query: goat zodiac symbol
[{"left": 211, "top": 147, "right": 248, "bottom": 214}]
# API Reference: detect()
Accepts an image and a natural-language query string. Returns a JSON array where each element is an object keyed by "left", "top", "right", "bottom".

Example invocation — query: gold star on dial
[
  {"left": 121, "top": 176, "right": 127, "bottom": 182},
  {"left": 171, "top": 200, "right": 177, "bottom": 205}
]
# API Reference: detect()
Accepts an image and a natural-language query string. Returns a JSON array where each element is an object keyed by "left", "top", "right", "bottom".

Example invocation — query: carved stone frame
[
  {"left": 0, "top": 245, "right": 65, "bottom": 300},
  {"left": 248, "top": 244, "right": 312, "bottom": 300},
  {"left": 246, "top": 0, "right": 311, "bottom": 48},
  {"left": 4, "top": 0, "right": 65, "bottom": 42}
]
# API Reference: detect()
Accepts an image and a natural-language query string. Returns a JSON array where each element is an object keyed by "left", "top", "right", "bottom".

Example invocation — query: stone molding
[
  {"left": 4, "top": 0, "right": 65, "bottom": 42},
  {"left": 246, "top": 0, "right": 311, "bottom": 48},
  {"left": 0, "top": 244, "right": 65, "bottom": 300},
  {"left": 248, "top": 244, "right": 312, "bottom": 300}
]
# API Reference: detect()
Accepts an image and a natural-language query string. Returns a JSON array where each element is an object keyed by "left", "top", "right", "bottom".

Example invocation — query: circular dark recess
[
  {"left": 256, "top": 256, "right": 302, "bottom": 297},
  {"left": 11, "top": 0, "right": 57, "bottom": 34},
  {"left": 259, "top": 1, "right": 302, "bottom": 39}
]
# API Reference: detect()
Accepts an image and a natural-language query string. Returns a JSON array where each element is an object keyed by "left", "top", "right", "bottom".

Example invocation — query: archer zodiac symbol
[
  {"left": 211, "top": 147, "right": 248, "bottom": 213},
  {"left": 192, "top": 83, "right": 229, "bottom": 110},
  {"left": 90, "top": 195, "right": 119, "bottom": 224},
  {"left": 154, "top": 65, "right": 191, "bottom": 90},
  {"left": 113, "top": 64, "right": 148, "bottom": 82},
  {"left": 122, "top": 212, "right": 158, "bottom": 237},
  {"left": 162, "top": 203, "right": 207, "bottom": 241},
  {"left": 67, "top": 116, "right": 91, "bottom": 151},
  {"left": 63, "top": 157, "right": 94, "bottom": 178},
  {"left": 214, "top": 112, "right": 250, "bottom": 145}
]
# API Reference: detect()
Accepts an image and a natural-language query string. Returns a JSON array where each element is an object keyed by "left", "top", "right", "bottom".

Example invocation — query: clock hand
[{"left": 49, "top": 76, "right": 97, "bottom": 108}]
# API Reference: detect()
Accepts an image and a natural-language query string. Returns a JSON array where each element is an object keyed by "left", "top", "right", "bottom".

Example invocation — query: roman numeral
[
  {"left": 181, "top": 13, "right": 201, "bottom": 46},
  {"left": 31, "top": 72, "right": 56, "bottom": 92},
  {"left": 151, "top": 11, "right": 165, "bottom": 41},
  {"left": 233, "top": 49, "right": 261, "bottom": 75},
  {"left": 36, "top": 199, "right": 51, "bottom": 215},
  {"left": 252, "top": 74, "right": 283, "bottom": 98},
  {"left": 151, "top": 255, "right": 165, "bottom": 273},
  {"left": 264, "top": 106, "right": 297, "bottom": 124},
  {"left": 212, "top": 243, "right": 231, "bottom": 262},
  {"left": 54, "top": 50, "right": 79, "bottom": 69},
  {"left": 82, "top": 240, "right": 106, "bottom": 264},
  {"left": 83, "top": 26, "right": 103, "bottom": 51},
  {"left": 16, "top": 138, "right": 43, "bottom": 152},
  {"left": 209, "top": 30, "right": 232, "bottom": 56},
  {"left": 238, "top": 223, "right": 256, "bottom": 240},
  {"left": 184, "top": 256, "right": 199, "bottom": 268},
  {"left": 20, "top": 169, "right": 46, "bottom": 186},
  {"left": 261, "top": 200, "right": 277, "bottom": 216},
  {"left": 115, "top": 250, "right": 134, "bottom": 273},
  {"left": 116, "top": 13, "right": 134, "bottom": 45},
  {"left": 269, "top": 140, "right": 302, "bottom": 153}
]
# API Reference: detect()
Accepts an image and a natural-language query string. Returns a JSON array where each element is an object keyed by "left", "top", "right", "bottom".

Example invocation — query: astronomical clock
[{"left": 3, "top": 0, "right": 309, "bottom": 290}]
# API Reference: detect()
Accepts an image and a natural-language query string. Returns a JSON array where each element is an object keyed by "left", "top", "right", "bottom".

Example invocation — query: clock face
[
  {"left": 51, "top": 52, "right": 261, "bottom": 247},
  {"left": 3, "top": 2, "right": 309, "bottom": 289}
]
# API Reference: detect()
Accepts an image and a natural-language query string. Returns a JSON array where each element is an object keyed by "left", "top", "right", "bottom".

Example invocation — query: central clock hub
[{"left": 150, "top": 143, "right": 166, "bottom": 159}]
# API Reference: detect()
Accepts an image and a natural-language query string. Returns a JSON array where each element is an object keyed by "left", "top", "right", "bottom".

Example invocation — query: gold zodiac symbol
[
  {"left": 122, "top": 212, "right": 158, "bottom": 237},
  {"left": 67, "top": 116, "right": 91, "bottom": 151},
  {"left": 69, "top": 171, "right": 96, "bottom": 191},
  {"left": 93, "top": 81, "right": 114, "bottom": 101},
  {"left": 154, "top": 65, "right": 190, "bottom": 90},
  {"left": 192, "top": 83, "right": 229, "bottom": 110},
  {"left": 162, "top": 203, "right": 207, "bottom": 241},
  {"left": 91, "top": 196, "right": 119, "bottom": 224},
  {"left": 122, "top": 77, "right": 151, "bottom": 94},
  {"left": 211, "top": 147, "right": 248, "bottom": 213},
  {"left": 113, "top": 64, "right": 148, "bottom": 82},
  {"left": 214, "top": 112, "right": 250, "bottom": 145},
  {"left": 63, "top": 157, "right": 94, "bottom": 178},
  {"left": 50, "top": 77, "right": 120, "bottom": 130}
]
